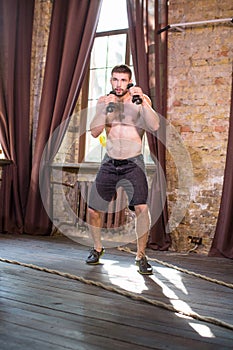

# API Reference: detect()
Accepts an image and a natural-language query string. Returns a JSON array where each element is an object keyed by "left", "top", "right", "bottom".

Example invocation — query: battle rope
[
  {"left": 118, "top": 247, "right": 233, "bottom": 290},
  {"left": 0, "top": 256, "right": 233, "bottom": 332}
]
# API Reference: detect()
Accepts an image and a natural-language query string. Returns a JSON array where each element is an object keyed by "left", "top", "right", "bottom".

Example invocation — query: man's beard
[{"left": 114, "top": 88, "right": 128, "bottom": 97}]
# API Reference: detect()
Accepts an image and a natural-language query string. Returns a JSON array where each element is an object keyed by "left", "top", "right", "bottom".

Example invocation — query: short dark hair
[{"left": 111, "top": 64, "right": 132, "bottom": 79}]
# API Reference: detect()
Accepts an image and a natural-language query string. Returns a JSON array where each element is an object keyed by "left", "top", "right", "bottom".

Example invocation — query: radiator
[{"left": 73, "top": 181, "right": 128, "bottom": 229}]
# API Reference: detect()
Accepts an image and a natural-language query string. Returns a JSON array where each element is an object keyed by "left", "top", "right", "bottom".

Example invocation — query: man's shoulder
[
  {"left": 143, "top": 94, "right": 152, "bottom": 106},
  {"left": 97, "top": 95, "right": 106, "bottom": 103}
]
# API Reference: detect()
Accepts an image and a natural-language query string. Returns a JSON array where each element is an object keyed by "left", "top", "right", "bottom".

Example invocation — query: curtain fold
[
  {"left": 0, "top": 0, "right": 34, "bottom": 233},
  {"left": 24, "top": 0, "right": 102, "bottom": 235},
  {"left": 209, "top": 70, "right": 233, "bottom": 259},
  {"left": 127, "top": 0, "right": 171, "bottom": 250}
]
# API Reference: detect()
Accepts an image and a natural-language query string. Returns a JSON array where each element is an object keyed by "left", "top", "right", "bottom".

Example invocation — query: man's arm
[
  {"left": 90, "top": 93, "right": 119, "bottom": 137},
  {"left": 128, "top": 86, "right": 160, "bottom": 132},
  {"left": 90, "top": 97, "right": 107, "bottom": 138},
  {"left": 140, "top": 95, "right": 160, "bottom": 132}
]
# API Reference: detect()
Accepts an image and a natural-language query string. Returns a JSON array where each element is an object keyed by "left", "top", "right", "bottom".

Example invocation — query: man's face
[{"left": 110, "top": 72, "right": 132, "bottom": 97}]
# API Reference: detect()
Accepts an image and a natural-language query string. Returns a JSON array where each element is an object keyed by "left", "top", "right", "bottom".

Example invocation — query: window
[
  {"left": 79, "top": 0, "right": 153, "bottom": 164},
  {"left": 83, "top": 31, "right": 133, "bottom": 162},
  {"left": 0, "top": 143, "right": 5, "bottom": 159},
  {"left": 80, "top": 0, "right": 131, "bottom": 163}
]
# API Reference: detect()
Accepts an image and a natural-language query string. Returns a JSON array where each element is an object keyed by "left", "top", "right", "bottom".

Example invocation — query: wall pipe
[{"left": 157, "top": 17, "right": 233, "bottom": 34}]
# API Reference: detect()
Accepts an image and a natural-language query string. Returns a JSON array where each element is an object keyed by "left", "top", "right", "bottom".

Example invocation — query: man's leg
[
  {"left": 86, "top": 207, "right": 104, "bottom": 264},
  {"left": 87, "top": 207, "right": 103, "bottom": 252},
  {"left": 134, "top": 204, "right": 150, "bottom": 258},
  {"left": 134, "top": 204, "right": 153, "bottom": 274}
]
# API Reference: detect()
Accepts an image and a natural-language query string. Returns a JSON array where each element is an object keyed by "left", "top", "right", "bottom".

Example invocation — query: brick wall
[
  {"left": 167, "top": 0, "right": 233, "bottom": 252},
  {"left": 30, "top": 0, "right": 52, "bottom": 151}
]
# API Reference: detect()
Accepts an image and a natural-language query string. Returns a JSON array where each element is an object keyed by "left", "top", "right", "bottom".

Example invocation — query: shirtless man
[{"left": 86, "top": 65, "right": 160, "bottom": 274}]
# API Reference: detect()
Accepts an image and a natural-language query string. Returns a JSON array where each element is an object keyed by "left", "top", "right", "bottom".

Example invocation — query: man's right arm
[{"left": 90, "top": 97, "right": 106, "bottom": 138}]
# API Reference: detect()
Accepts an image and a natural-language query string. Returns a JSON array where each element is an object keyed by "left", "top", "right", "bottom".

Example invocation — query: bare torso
[
  {"left": 90, "top": 87, "right": 159, "bottom": 160},
  {"left": 105, "top": 98, "right": 144, "bottom": 159}
]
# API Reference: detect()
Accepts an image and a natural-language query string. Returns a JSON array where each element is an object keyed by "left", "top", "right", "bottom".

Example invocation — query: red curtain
[
  {"left": 127, "top": 0, "right": 171, "bottom": 250},
  {"left": 209, "top": 71, "right": 233, "bottom": 259},
  {"left": 0, "top": 0, "right": 34, "bottom": 233},
  {"left": 24, "top": 0, "right": 102, "bottom": 234},
  {"left": 0, "top": 0, "right": 102, "bottom": 235}
]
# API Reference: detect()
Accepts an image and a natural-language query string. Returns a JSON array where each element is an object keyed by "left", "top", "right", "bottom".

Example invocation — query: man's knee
[
  {"left": 134, "top": 204, "right": 149, "bottom": 216},
  {"left": 134, "top": 204, "right": 150, "bottom": 235},
  {"left": 87, "top": 207, "right": 101, "bottom": 223}
]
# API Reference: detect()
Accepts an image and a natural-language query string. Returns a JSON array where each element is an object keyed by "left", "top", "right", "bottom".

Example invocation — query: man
[{"left": 86, "top": 64, "right": 160, "bottom": 274}]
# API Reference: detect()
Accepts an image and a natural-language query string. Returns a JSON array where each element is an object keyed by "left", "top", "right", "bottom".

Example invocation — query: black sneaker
[
  {"left": 86, "top": 248, "right": 105, "bottom": 265},
  {"left": 136, "top": 256, "right": 153, "bottom": 275}
]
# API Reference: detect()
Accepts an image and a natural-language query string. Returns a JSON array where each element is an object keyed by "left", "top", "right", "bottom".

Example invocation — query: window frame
[{"left": 78, "top": 28, "right": 131, "bottom": 163}]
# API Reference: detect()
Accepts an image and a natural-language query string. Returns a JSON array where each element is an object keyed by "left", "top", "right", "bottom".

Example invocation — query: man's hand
[
  {"left": 105, "top": 93, "right": 117, "bottom": 113},
  {"left": 128, "top": 85, "right": 144, "bottom": 104}
]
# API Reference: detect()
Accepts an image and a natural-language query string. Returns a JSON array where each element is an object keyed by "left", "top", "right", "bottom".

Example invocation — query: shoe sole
[
  {"left": 137, "top": 269, "right": 153, "bottom": 275},
  {"left": 86, "top": 260, "right": 101, "bottom": 265}
]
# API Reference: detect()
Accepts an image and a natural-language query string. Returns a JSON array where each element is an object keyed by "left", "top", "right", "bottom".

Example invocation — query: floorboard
[{"left": 0, "top": 233, "right": 233, "bottom": 349}]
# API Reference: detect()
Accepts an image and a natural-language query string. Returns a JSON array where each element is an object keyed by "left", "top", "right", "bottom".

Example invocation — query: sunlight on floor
[
  {"left": 103, "top": 259, "right": 216, "bottom": 339},
  {"left": 189, "top": 323, "right": 215, "bottom": 338},
  {"left": 154, "top": 266, "right": 188, "bottom": 295},
  {"left": 150, "top": 273, "right": 178, "bottom": 299},
  {"left": 151, "top": 266, "right": 216, "bottom": 339},
  {"left": 103, "top": 259, "right": 148, "bottom": 293}
]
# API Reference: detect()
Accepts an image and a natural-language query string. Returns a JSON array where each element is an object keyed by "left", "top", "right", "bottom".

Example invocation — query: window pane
[
  {"left": 90, "top": 37, "right": 108, "bottom": 69},
  {"left": 89, "top": 34, "right": 128, "bottom": 100},
  {"left": 107, "top": 34, "right": 127, "bottom": 67},
  {"left": 97, "top": 0, "right": 128, "bottom": 32},
  {"left": 85, "top": 101, "right": 103, "bottom": 162},
  {"left": 88, "top": 68, "right": 107, "bottom": 100},
  {"left": 85, "top": 134, "right": 102, "bottom": 162},
  {"left": 142, "top": 136, "right": 153, "bottom": 164},
  {"left": 0, "top": 144, "right": 5, "bottom": 159}
]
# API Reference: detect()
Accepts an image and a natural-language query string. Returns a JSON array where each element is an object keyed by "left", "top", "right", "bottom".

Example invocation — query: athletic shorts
[{"left": 88, "top": 153, "right": 148, "bottom": 212}]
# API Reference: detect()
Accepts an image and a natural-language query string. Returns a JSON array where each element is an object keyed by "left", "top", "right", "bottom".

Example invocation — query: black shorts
[{"left": 88, "top": 154, "right": 148, "bottom": 212}]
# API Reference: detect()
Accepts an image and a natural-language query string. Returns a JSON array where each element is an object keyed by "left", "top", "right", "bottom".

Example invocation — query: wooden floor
[{"left": 0, "top": 233, "right": 233, "bottom": 350}]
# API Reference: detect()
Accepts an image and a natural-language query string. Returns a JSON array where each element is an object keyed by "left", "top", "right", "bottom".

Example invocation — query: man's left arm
[
  {"left": 141, "top": 95, "right": 160, "bottom": 132},
  {"left": 129, "top": 86, "right": 160, "bottom": 131}
]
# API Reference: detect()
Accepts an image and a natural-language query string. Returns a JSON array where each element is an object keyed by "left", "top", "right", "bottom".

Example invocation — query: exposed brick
[
  {"left": 167, "top": 0, "right": 232, "bottom": 253},
  {"left": 214, "top": 125, "right": 227, "bottom": 132}
]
